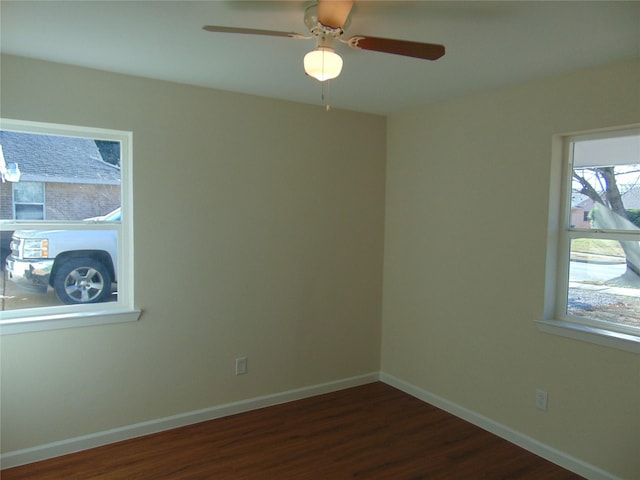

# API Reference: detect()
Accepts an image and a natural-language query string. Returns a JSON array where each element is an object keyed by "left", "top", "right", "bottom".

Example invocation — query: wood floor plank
[{"left": 2, "top": 382, "right": 584, "bottom": 479}]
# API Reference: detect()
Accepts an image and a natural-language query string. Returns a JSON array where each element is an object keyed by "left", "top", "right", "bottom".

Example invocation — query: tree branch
[{"left": 573, "top": 172, "right": 605, "bottom": 205}]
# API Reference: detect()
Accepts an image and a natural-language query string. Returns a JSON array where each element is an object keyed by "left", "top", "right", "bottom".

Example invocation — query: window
[
  {"left": 0, "top": 119, "right": 139, "bottom": 334},
  {"left": 13, "top": 182, "right": 45, "bottom": 219},
  {"left": 540, "top": 126, "right": 640, "bottom": 353}
]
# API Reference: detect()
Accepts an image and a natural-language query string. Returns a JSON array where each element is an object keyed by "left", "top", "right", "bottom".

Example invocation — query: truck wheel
[{"left": 53, "top": 257, "right": 112, "bottom": 304}]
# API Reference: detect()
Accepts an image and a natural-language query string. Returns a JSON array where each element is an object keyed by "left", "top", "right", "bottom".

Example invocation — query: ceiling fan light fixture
[{"left": 303, "top": 47, "right": 343, "bottom": 81}]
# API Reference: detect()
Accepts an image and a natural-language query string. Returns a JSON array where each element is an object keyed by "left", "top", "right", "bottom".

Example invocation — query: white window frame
[
  {"left": 0, "top": 119, "right": 140, "bottom": 334},
  {"left": 539, "top": 125, "right": 640, "bottom": 353},
  {"left": 12, "top": 181, "right": 45, "bottom": 220}
]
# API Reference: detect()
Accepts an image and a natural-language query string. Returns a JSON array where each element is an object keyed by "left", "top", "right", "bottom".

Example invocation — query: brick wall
[
  {"left": 46, "top": 183, "right": 121, "bottom": 220},
  {"left": 0, "top": 182, "right": 13, "bottom": 219}
]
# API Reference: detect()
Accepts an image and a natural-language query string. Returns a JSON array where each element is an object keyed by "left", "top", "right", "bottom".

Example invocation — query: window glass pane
[
  {"left": 4, "top": 229, "right": 118, "bottom": 311},
  {"left": 15, "top": 204, "right": 44, "bottom": 220},
  {"left": 568, "top": 238, "right": 640, "bottom": 330},
  {"left": 571, "top": 134, "right": 640, "bottom": 231},
  {"left": 0, "top": 130, "right": 121, "bottom": 222},
  {"left": 13, "top": 182, "right": 44, "bottom": 203}
]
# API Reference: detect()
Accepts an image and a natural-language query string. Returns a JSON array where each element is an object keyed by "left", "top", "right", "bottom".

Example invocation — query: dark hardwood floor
[{"left": 2, "top": 382, "right": 584, "bottom": 479}]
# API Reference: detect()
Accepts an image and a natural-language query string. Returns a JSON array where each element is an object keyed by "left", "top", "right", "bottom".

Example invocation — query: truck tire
[{"left": 53, "top": 257, "right": 112, "bottom": 304}]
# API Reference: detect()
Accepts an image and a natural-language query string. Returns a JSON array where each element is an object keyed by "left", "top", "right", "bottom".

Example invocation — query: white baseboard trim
[
  {"left": 0, "top": 372, "right": 380, "bottom": 469},
  {"left": 379, "top": 372, "right": 620, "bottom": 480}
]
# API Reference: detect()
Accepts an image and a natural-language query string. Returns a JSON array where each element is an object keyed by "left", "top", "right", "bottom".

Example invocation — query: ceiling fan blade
[
  {"left": 349, "top": 35, "right": 445, "bottom": 61},
  {"left": 203, "top": 25, "right": 304, "bottom": 39},
  {"left": 318, "top": 0, "right": 354, "bottom": 29}
]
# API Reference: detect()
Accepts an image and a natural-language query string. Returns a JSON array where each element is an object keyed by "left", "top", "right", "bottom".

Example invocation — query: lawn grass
[{"left": 571, "top": 238, "right": 625, "bottom": 257}]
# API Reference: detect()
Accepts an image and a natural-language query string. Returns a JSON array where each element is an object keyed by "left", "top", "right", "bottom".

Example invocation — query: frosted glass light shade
[{"left": 304, "top": 48, "right": 343, "bottom": 81}]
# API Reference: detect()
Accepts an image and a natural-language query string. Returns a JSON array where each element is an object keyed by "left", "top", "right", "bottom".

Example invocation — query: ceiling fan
[{"left": 203, "top": 0, "right": 445, "bottom": 82}]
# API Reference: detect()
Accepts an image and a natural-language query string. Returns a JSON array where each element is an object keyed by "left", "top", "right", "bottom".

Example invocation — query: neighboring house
[
  {"left": 0, "top": 130, "right": 120, "bottom": 221},
  {"left": 620, "top": 186, "right": 640, "bottom": 210},
  {"left": 570, "top": 187, "right": 640, "bottom": 229},
  {"left": 570, "top": 193, "right": 593, "bottom": 228}
]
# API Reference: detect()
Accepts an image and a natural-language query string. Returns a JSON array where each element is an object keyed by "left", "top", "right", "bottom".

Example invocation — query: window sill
[
  {"left": 537, "top": 319, "right": 640, "bottom": 354},
  {"left": 0, "top": 307, "right": 142, "bottom": 335}
]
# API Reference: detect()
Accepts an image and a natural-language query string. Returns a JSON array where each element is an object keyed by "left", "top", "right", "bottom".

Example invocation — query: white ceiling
[{"left": 1, "top": 1, "right": 639, "bottom": 115}]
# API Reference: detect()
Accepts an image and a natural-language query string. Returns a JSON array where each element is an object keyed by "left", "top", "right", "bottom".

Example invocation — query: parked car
[{"left": 5, "top": 208, "right": 120, "bottom": 304}]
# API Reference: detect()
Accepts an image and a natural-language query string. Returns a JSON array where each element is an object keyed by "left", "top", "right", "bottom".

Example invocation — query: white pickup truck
[{"left": 6, "top": 209, "right": 119, "bottom": 304}]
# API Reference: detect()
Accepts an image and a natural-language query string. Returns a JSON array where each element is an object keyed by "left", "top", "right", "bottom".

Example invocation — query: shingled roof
[{"left": 0, "top": 130, "right": 120, "bottom": 185}]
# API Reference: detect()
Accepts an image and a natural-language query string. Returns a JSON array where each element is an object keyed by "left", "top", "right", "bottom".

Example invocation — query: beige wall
[
  {"left": 382, "top": 58, "right": 640, "bottom": 479},
  {"left": 0, "top": 55, "right": 385, "bottom": 451}
]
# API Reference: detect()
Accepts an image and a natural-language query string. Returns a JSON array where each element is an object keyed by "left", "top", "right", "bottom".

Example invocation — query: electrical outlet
[
  {"left": 535, "top": 388, "right": 548, "bottom": 411},
  {"left": 235, "top": 357, "right": 247, "bottom": 375}
]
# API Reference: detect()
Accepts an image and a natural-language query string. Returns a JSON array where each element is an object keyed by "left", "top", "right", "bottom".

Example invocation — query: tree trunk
[{"left": 575, "top": 168, "right": 640, "bottom": 277}]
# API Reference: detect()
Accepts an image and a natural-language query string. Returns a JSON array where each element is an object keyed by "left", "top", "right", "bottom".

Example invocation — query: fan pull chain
[
  {"left": 322, "top": 79, "right": 331, "bottom": 111},
  {"left": 318, "top": 46, "right": 332, "bottom": 111}
]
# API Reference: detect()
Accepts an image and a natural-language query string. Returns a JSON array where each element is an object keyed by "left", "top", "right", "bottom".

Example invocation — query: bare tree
[{"left": 573, "top": 167, "right": 640, "bottom": 278}]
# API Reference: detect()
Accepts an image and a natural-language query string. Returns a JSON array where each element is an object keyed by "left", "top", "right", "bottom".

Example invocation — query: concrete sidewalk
[{"left": 570, "top": 281, "right": 640, "bottom": 298}]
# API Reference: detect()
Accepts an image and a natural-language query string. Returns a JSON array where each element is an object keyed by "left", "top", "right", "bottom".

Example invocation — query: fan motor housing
[{"left": 304, "top": 3, "right": 348, "bottom": 38}]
